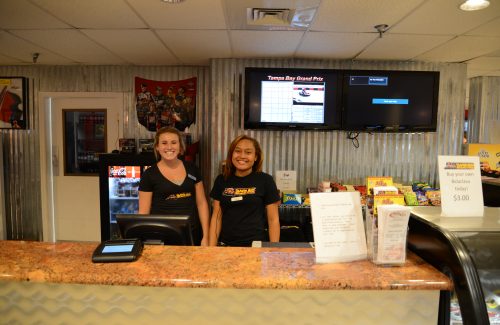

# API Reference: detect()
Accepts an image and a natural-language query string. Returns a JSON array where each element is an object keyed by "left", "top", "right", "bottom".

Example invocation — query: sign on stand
[
  {"left": 275, "top": 170, "right": 297, "bottom": 192},
  {"left": 310, "top": 192, "right": 367, "bottom": 263},
  {"left": 438, "top": 155, "right": 484, "bottom": 217}
]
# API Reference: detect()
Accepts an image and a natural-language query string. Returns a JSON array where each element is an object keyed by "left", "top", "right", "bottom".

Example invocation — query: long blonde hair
[
  {"left": 223, "top": 135, "right": 263, "bottom": 179},
  {"left": 153, "top": 127, "right": 185, "bottom": 160}
]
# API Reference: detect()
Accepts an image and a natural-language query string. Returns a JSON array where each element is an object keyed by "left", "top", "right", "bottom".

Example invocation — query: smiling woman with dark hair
[{"left": 209, "top": 135, "right": 280, "bottom": 247}]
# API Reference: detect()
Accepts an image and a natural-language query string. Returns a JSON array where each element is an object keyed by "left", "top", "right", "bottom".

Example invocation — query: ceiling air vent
[{"left": 246, "top": 8, "right": 295, "bottom": 26}]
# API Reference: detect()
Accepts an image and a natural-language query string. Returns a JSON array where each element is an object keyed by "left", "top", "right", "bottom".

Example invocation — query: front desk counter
[
  {"left": 0, "top": 240, "right": 451, "bottom": 324},
  {"left": 408, "top": 206, "right": 500, "bottom": 325}
]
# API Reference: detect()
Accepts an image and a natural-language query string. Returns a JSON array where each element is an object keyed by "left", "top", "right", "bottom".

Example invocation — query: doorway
[{"left": 39, "top": 92, "right": 124, "bottom": 242}]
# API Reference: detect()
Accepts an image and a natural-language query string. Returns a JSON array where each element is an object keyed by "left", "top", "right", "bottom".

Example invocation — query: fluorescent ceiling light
[{"left": 459, "top": 0, "right": 490, "bottom": 11}]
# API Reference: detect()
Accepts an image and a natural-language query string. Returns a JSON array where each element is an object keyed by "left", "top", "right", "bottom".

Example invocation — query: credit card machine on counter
[{"left": 92, "top": 239, "right": 143, "bottom": 263}]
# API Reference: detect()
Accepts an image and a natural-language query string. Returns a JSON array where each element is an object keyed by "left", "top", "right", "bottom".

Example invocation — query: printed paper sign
[
  {"left": 310, "top": 192, "right": 367, "bottom": 263},
  {"left": 275, "top": 170, "right": 297, "bottom": 192},
  {"left": 438, "top": 155, "right": 484, "bottom": 217}
]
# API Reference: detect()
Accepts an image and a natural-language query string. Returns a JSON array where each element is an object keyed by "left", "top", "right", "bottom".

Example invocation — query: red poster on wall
[
  {"left": 0, "top": 77, "right": 28, "bottom": 129},
  {"left": 134, "top": 77, "right": 196, "bottom": 132}
]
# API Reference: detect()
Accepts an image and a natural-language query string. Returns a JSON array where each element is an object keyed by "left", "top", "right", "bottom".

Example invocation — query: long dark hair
[{"left": 223, "top": 135, "right": 263, "bottom": 179}]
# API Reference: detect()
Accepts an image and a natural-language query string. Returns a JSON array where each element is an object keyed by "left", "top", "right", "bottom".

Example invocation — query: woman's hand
[
  {"left": 209, "top": 200, "right": 222, "bottom": 246},
  {"left": 200, "top": 236, "right": 209, "bottom": 246}
]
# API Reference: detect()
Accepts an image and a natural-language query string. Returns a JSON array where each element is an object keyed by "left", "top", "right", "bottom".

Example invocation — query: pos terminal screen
[{"left": 101, "top": 244, "right": 134, "bottom": 253}]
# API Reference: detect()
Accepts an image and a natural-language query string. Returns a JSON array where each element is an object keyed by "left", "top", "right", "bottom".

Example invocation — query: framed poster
[
  {"left": 0, "top": 77, "right": 29, "bottom": 129},
  {"left": 134, "top": 76, "right": 196, "bottom": 132}
]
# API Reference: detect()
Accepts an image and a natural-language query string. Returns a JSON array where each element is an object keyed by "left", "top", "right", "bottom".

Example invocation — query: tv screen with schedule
[{"left": 244, "top": 67, "right": 343, "bottom": 130}]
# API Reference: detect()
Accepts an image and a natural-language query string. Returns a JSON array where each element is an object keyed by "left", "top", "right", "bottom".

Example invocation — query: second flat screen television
[
  {"left": 244, "top": 67, "right": 342, "bottom": 130},
  {"left": 341, "top": 70, "right": 440, "bottom": 132}
]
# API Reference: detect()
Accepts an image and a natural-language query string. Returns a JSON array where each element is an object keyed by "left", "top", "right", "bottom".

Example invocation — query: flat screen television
[
  {"left": 341, "top": 70, "right": 440, "bottom": 132},
  {"left": 116, "top": 214, "right": 194, "bottom": 246},
  {"left": 244, "top": 67, "right": 343, "bottom": 130}
]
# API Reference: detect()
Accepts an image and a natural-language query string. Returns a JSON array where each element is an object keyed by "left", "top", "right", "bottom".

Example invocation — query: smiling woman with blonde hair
[{"left": 138, "top": 127, "right": 210, "bottom": 246}]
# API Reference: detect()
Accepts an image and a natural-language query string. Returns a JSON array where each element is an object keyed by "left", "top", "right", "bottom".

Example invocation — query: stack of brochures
[{"left": 366, "top": 204, "right": 411, "bottom": 266}]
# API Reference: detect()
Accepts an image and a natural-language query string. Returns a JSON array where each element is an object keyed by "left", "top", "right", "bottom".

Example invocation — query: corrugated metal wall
[
  {"left": 209, "top": 59, "right": 467, "bottom": 192},
  {"left": 1, "top": 60, "right": 468, "bottom": 240},
  {"left": 468, "top": 76, "right": 500, "bottom": 143},
  {"left": 0, "top": 67, "right": 41, "bottom": 240},
  {"left": 0, "top": 65, "right": 209, "bottom": 240}
]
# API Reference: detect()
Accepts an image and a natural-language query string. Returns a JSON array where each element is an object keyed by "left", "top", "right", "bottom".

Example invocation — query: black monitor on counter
[{"left": 116, "top": 214, "right": 194, "bottom": 246}]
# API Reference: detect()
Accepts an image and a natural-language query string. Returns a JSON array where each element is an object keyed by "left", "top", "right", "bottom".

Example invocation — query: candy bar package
[
  {"left": 426, "top": 190, "right": 441, "bottom": 206},
  {"left": 404, "top": 192, "right": 419, "bottom": 206}
]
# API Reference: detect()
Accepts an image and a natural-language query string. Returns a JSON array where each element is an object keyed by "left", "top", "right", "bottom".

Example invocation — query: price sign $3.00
[{"left": 453, "top": 194, "right": 470, "bottom": 202}]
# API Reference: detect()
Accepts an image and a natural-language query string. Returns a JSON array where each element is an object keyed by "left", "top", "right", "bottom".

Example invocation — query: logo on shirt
[
  {"left": 223, "top": 187, "right": 256, "bottom": 196},
  {"left": 166, "top": 192, "right": 192, "bottom": 200}
]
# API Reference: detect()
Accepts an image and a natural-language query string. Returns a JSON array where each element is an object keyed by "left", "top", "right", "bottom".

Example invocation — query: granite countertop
[{"left": 0, "top": 240, "right": 452, "bottom": 290}]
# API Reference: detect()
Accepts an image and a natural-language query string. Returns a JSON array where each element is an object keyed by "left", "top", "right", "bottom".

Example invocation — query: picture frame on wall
[{"left": 0, "top": 76, "right": 29, "bottom": 129}]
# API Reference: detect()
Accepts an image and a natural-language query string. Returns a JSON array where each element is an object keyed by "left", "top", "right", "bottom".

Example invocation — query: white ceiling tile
[
  {"left": 466, "top": 17, "right": 500, "bottom": 37},
  {"left": 358, "top": 34, "right": 454, "bottom": 61},
  {"left": 11, "top": 30, "right": 127, "bottom": 64},
  {"left": 390, "top": 0, "right": 500, "bottom": 35},
  {"left": 0, "top": 0, "right": 69, "bottom": 28},
  {"left": 31, "top": 0, "right": 147, "bottom": 28},
  {"left": 81, "top": 30, "right": 179, "bottom": 65},
  {"left": 416, "top": 36, "right": 500, "bottom": 62},
  {"left": 487, "top": 48, "right": 500, "bottom": 57},
  {"left": 230, "top": 30, "right": 303, "bottom": 57},
  {"left": 128, "top": 0, "right": 226, "bottom": 29},
  {"left": 466, "top": 56, "right": 500, "bottom": 70},
  {"left": 0, "top": 53, "right": 24, "bottom": 65},
  {"left": 0, "top": 0, "right": 498, "bottom": 66},
  {"left": 484, "top": 71, "right": 500, "bottom": 76},
  {"left": 467, "top": 70, "right": 483, "bottom": 78},
  {"left": 312, "top": 0, "right": 424, "bottom": 32},
  {"left": 297, "top": 32, "right": 376, "bottom": 59},
  {"left": 0, "top": 31, "right": 74, "bottom": 64},
  {"left": 156, "top": 30, "right": 231, "bottom": 65},
  {"left": 467, "top": 69, "right": 500, "bottom": 78}
]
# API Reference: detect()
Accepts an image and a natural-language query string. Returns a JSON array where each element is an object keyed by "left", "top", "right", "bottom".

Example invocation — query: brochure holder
[{"left": 365, "top": 201, "right": 410, "bottom": 266}]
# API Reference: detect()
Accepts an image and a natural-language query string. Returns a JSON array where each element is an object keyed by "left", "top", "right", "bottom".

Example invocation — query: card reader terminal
[{"left": 92, "top": 239, "right": 143, "bottom": 263}]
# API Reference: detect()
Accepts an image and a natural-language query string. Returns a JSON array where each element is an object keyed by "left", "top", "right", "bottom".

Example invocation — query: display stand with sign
[
  {"left": 438, "top": 155, "right": 484, "bottom": 217},
  {"left": 310, "top": 192, "right": 367, "bottom": 263}
]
